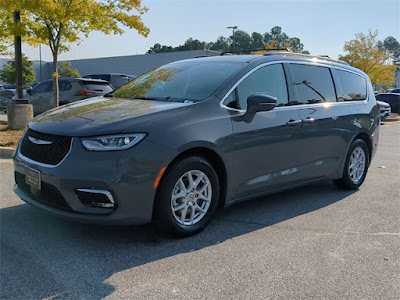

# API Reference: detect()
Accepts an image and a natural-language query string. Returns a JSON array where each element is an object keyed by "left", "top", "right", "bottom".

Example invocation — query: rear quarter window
[{"left": 331, "top": 69, "right": 367, "bottom": 101}]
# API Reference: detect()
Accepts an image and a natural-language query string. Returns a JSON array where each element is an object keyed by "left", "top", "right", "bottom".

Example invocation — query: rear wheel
[
  {"left": 154, "top": 156, "right": 220, "bottom": 237},
  {"left": 334, "top": 139, "right": 369, "bottom": 189}
]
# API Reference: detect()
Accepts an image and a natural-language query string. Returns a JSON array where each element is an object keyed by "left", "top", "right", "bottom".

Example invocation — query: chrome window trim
[
  {"left": 17, "top": 135, "right": 74, "bottom": 169},
  {"left": 219, "top": 59, "right": 371, "bottom": 113}
]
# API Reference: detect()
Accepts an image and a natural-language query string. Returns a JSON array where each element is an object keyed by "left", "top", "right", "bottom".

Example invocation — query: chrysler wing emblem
[{"left": 28, "top": 136, "right": 53, "bottom": 145}]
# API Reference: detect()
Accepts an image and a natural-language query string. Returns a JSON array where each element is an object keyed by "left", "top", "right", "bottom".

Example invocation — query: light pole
[{"left": 227, "top": 26, "right": 238, "bottom": 52}]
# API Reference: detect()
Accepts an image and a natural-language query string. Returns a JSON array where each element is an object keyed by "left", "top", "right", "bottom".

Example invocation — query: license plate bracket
[{"left": 25, "top": 167, "right": 41, "bottom": 190}]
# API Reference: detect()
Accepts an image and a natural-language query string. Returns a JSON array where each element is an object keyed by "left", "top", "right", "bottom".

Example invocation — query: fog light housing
[{"left": 76, "top": 189, "right": 115, "bottom": 208}]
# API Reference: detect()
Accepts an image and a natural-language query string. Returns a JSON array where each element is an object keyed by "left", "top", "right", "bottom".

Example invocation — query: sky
[{"left": 7, "top": 0, "right": 400, "bottom": 62}]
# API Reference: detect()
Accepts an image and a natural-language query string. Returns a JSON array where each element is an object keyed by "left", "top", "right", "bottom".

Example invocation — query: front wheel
[
  {"left": 153, "top": 156, "right": 220, "bottom": 237},
  {"left": 334, "top": 139, "right": 370, "bottom": 190}
]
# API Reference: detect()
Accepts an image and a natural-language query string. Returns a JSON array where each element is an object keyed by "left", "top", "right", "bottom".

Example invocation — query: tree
[
  {"left": 209, "top": 36, "right": 230, "bottom": 52},
  {"left": 229, "top": 30, "right": 252, "bottom": 51},
  {"left": 339, "top": 30, "right": 397, "bottom": 86},
  {"left": 176, "top": 38, "right": 206, "bottom": 51},
  {"left": 58, "top": 61, "right": 80, "bottom": 78},
  {"left": 0, "top": 54, "right": 36, "bottom": 85},
  {"left": 0, "top": 0, "right": 149, "bottom": 108},
  {"left": 147, "top": 43, "right": 174, "bottom": 54},
  {"left": 250, "top": 32, "right": 264, "bottom": 49},
  {"left": 263, "top": 26, "right": 305, "bottom": 52},
  {"left": 382, "top": 36, "right": 400, "bottom": 65}
]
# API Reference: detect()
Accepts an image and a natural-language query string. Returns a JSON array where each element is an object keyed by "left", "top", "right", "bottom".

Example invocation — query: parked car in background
[
  {"left": 375, "top": 93, "right": 400, "bottom": 114},
  {"left": 0, "top": 84, "right": 4, "bottom": 91},
  {"left": 389, "top": 88, "right": 400, "bottom": 94},
  {"left": 13, "top": 53, "right": 380, "bottom": 237},
  {"left": 83, "top": 73, "right": 136, "bottom": 89},
  {"left": 0, "top": 89, "right": 16, "bottom": 112},
  {"left": 377, "top": 100, "right": 391, "bottom": 119},
  {"left": 17, "top": 77, "right": 114, "bottom": 115}
]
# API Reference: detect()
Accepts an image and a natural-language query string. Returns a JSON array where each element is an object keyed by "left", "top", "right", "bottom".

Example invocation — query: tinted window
[
  {"left": 290, "top": 64, "right": 336, "bottom": 104},
  {"left": 85, "top": 74, "right": 110, "bottom": 81},
  {"left": 59, "top": 81, "right": 72, "bottom": 91},
  {"left": 229, "top": 64, "right": 288, "bottom": 110},
  {"left": 83, "top": 83, "right": 114, "bottom": 93},
  {"left": 34, "top": 81, "right": 52, "bottom": 93},
  {"left": 331, "top": 69, "right": 367, "bottom": 101},
  {"left": 112, "top": 61, "right": 243, "bottom": 102}
]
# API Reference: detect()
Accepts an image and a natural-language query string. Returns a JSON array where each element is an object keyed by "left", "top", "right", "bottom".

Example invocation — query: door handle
[
  {"left": 302, "top": 117, "right": 315, "bottom": 124},
  {"left": 286, "top": 119, "right": 303, "bottom": 127}
]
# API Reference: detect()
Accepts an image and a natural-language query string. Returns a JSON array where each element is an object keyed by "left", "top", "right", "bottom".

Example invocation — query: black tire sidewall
[{"left": 154, "top": 156, "right": 220, "bottom": 236}]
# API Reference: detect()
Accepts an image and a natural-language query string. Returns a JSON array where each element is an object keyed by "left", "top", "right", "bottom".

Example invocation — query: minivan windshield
[{"left": 111, "top": 60, "right": 244, "bottom": 102}]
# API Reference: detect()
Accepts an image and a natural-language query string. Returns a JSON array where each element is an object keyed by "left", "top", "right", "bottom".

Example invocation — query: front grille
[
  {"left": 20, "top": 129, "right": 72, "bottom": 165},
  {"left": 15, "top": 172, "right": 72, "bottom": 211}
]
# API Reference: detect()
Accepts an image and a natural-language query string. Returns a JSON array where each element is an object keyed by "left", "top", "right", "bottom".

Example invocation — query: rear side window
[
  {"left": 83, "top": 82, "right": 113, "bottom": 93},
  {"left": 331, "top": 69, "right": 367, "bottom": 101},
  {"left": 59, "top": 81, "right": 72, "bottom": 91},
  {"left": 289, "top": 64, "right": 336, "bottom": 104}
]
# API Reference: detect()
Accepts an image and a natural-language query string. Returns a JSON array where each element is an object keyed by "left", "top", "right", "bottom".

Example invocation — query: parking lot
[{"left": 0, "top": 121, "right": 399, "bottom": 300}]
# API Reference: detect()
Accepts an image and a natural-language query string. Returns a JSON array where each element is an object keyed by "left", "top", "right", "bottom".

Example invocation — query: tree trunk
[{"left": 52, "top": 52, "right": 59, "bottom": 108}]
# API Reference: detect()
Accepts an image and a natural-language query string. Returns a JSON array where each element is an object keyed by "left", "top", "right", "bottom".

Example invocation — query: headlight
[{"left": 81, "top": 134, "right": 146, "bottom": 151}]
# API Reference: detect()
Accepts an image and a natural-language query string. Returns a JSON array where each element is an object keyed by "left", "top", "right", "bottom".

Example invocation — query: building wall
[
  {"left": 64, "top": 50, "right": 220, "bottom": 78},
  {"left": 2, "top": 50, "right": 220, "bottom": 85}
]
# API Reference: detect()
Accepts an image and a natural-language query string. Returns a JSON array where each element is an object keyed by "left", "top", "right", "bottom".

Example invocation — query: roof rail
[
  {"left": 221, "top": 48, "right": 291, "bottom": 55},
  {"left": 263, "top": 51, "right": 350, "bottom": 65}
]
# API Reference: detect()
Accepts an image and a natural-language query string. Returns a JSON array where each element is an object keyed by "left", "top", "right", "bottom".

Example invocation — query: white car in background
[{"left": 377, "top": 100, "right": 391, "bottom": 120}]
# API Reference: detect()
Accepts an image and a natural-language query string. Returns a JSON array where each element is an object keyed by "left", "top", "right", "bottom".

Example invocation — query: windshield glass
[{"left": 112, "top": 60, "right": 244, "bottom": 102}]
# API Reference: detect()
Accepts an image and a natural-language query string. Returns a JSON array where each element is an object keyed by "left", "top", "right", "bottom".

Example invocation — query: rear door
[{"left": 286, "top": 63, "right": 351, "bottom": 179}]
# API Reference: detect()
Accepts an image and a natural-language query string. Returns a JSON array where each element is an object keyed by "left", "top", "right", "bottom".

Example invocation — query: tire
[
  {"left": 334, "top": 139, "right": 370, "bottom": 190},
  {"left": 153, "top": 156, "right": 220, "bottom": 237}
]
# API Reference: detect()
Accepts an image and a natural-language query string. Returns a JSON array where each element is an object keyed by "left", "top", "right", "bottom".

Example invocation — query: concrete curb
[{"left": 0, "top": 147, "right": 15, "bottom": 159}]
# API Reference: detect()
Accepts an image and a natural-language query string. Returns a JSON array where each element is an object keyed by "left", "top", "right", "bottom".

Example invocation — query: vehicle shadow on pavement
[{"left": 0, "top": 179, "right": 356, "bottom": 299}]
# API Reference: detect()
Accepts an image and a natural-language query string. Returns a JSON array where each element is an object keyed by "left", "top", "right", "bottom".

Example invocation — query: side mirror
[
  {"left": 243, "top": 93, "right": 277, "bottom": 123},
  {"left": 27, "top": 88, "right": 32, "bottom": 95}
]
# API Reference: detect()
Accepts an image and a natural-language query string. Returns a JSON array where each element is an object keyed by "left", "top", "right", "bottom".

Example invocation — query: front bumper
[{"left": 13, "top": 136, "right": 177, "bottom": 225}]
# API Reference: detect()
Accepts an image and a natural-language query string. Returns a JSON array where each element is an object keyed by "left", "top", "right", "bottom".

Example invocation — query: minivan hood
[{"left": 29, "top": 97, "right": 189, "bottom": 136}]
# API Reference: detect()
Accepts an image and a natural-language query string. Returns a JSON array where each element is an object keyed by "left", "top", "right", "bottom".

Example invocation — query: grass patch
[{"left": 0, "top": 124, "right": 24, "bottom": 147}]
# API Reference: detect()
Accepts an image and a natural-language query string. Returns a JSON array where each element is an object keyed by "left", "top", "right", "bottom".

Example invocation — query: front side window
[
  {"left": 331, "top": 69, "right": 367, "bottom": 101},
  {"left": 224, "top": 64, "right": 288, "bottom": 110},
  {"left": 113, "top": 61, "right": 244, "bottom": 102},
  {"left": 289, "top": 64, "right": 336, "bottom": 104}
]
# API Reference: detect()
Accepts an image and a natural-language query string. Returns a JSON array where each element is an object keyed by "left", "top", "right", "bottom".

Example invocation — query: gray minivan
[{"left": 13, "top": 53, "right": 380, "bottom": 236}]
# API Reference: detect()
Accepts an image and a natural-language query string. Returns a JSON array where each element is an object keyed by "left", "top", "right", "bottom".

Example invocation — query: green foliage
[
  {"left": 339, "top": 30, "right": 397, "bottom": 86},
  {"left": 147, "top": 26, "right": 307, "bottom": 53},
  {"left": 264, "top": 26, "right": 304, "bottom": 52},
  {"left": 58, "top": 62, "right": 80, "bottom": 78},
  {"left": 380, "top": 36, "right": 400, "bottom": 65},
  {"left": 0, "top": 54, "right": 36, "bottom": 85},
  {"left": 0, "top": 0, "right": 149, "bottom": 106}
]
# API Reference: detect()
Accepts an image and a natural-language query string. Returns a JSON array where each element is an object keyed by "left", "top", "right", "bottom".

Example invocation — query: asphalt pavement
[{"left": 1, "top": 122, "right": 399, "bottom": 300}]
